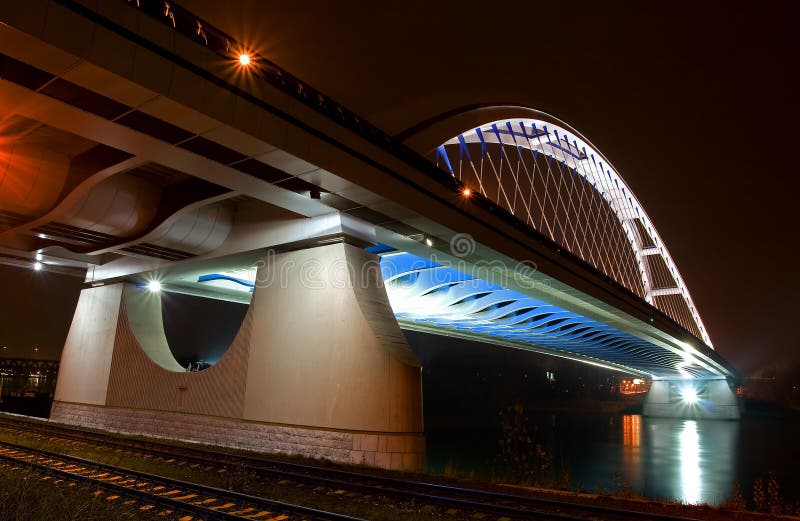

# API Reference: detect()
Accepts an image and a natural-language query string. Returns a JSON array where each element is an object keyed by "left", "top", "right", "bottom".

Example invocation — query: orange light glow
[
  {"left": 462, "top": 188, "right": 471, "bottom": 197},
  {"left": 238, "top": 54, "right": 251, "bottom": 66}
]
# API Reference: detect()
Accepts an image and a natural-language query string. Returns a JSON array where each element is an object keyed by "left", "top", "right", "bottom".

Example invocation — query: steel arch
[{"left": 433, "top": 117, "right": 711, "bottom": 347}]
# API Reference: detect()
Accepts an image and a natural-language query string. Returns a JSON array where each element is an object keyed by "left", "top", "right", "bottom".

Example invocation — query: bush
[{"left": 497, "top": 402, "right": 567, "bottom": 488}]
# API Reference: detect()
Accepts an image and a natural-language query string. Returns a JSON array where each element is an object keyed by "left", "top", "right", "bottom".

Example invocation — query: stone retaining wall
[{"left": 51, "top": 401, "right": 425, "bottom": 470}]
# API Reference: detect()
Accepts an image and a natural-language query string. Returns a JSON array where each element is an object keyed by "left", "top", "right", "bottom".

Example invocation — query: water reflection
[
  {"left": 0, "top": 374, "right": 53, "bottom": 394},
  {"left": 426, "top": 411, "right": 799, "bottom": 507},
  {"left": 679, "top": 421, "right": 702, "bottom": 503},
  {"left": 643, "top": 417, "right": 736, "bottom": 504},
  {"left": 622, "top": 414, "right": 641, "bottom": 447},
  {"left": 621, "top": 415, "right": 642, "bottom": 486}
]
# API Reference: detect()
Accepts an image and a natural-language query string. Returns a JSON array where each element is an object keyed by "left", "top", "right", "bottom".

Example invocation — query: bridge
[{"left": 0, "top": 1, "right": 738, "bottom": 471}]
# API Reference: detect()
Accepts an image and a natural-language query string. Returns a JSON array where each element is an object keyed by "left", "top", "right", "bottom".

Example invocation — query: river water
[{"left": 426, "top": 412, "right": 800, "bottom": 506}]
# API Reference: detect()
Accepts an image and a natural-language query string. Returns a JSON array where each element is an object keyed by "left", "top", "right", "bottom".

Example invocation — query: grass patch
[{"left": 0, "top": 465, "right": 153, "bottom": 521}]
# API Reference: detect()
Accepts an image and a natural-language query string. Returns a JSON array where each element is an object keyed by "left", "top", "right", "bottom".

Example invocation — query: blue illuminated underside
[{"left": 379, "top": 251, "right": 704, "bottom": 379}]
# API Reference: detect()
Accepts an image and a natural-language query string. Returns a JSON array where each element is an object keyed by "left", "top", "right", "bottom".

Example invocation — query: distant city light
[
  {"left": 462, "top": 188, "right": 472, "bottom": 197},
  {"left": 680, "top": 386, "right": 699, "bottom": 404},
  {"left": 32, "top": 261, "right": 42, "bottom": 271},
  {"left": 147, "top": 280, "right": 162, "bottom": 293},
  {"left": 238, "top": 53, "right": 251, "bottom": 66},
  {"left": 633, "top": 378, "right": 643, "bottom": 385}
]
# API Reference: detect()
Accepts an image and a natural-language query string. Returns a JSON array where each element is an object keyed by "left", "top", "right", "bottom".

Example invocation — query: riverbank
[{"left": 1, "top": 412, "right": 799, "bottom": 520}]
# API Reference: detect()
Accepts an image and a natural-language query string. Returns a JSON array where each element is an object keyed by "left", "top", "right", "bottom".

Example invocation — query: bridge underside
[{"left": 378, "top": 251, "right": 719, "bottom": 380}]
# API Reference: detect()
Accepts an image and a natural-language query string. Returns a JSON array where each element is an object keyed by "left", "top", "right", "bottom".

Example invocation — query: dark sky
[
  {"left": 1, "top": 2, "right": 798, "bottom": 374},
  {"left": 180, "top": 0, "right": 799, "bottom": 374},
  {"left": 162, "top": 293, "right": 247, "bottom": 366},
  {"left": 0, "top": 267, "right": 83, "bottom": 360}
]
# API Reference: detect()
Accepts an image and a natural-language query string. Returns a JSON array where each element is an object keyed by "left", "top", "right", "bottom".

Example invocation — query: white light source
[
  {"left": 424, "top": 237, "right": 433, "bottom": 247},
  {"left": 32, "top": 262, "right": 42, "bottom": 271},
  {"left": 238, "top": 53, "right": 251, "bottom": 66},
  {"left": 680, "top": 386, "right": 699, "bottom": 404},
  {"left": 147, "top": 280, "right": 162, "bottom": 293}
]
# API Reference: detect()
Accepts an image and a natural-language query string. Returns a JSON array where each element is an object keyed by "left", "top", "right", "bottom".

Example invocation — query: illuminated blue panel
[
  {"left": 380, "top": 252, "right": 710, "bottom": 379},
  {"left": 197, "top": 273, "right": 255, "bottom": 292}
]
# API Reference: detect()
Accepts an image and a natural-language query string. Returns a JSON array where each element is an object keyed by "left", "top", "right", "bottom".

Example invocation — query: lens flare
[{"left": 680, "top": 386, "right": 699, "bottom": 404}]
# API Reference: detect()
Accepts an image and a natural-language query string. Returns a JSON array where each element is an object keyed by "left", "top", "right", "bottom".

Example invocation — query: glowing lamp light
[
  {"left": 32, "top": 261, "right": 43, "bottom": 271},
  {"left": 147, "top": 280, "right": 162, "bottom": 293},
  {"left": 424, "top": 237, "right": 433, "bottom": 247},
  {"left": 462, "top": 188, "right": 472, "bottom": 197},
  {"left": 238, "top": 53, "right": 251, "bottom": 66},
  {"left": 680, "top": 386, "right": 699, "bottom": 404},
  {"left": 633, "top": 378, "right": 643, "bottom": 385}
]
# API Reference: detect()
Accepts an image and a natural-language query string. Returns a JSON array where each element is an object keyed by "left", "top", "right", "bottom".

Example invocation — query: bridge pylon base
[
  {"left": 51, "top": 242, "right": 425, "bottom": 471},
  {"left": 643, "top": 379, "right": 740, "bottom": 420}
]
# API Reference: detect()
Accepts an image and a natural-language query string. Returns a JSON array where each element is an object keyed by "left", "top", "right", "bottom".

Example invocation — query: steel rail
[{"left": 0, "top": 438, "right": 365, "bottom": 521}]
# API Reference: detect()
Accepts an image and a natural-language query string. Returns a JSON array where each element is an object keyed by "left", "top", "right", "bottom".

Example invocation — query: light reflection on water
[
  {"left": 426, "top": 412, "right": 800, "bottom": 506},
  {"left": 621, "top": 414, "right": 641, "bottom": 488},
  {"left": 0, "top": 375, "right": 51, "bottom": 393},
  {"left": 679, "top": 420, "right": 701, "bottom": 503},
  {"left": 641, "top": 416, "right": 737, "bottom": 504}
]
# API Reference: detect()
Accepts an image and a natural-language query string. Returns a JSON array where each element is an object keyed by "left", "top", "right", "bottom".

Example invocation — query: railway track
[
  {"left": 0, "top": 439, "right": 364, "bottom": 521},
  {"left": 0, "top": 415, "right": 705, "bottom": 521}
]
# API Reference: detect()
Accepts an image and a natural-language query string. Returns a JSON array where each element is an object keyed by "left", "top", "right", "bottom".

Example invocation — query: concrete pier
[
  {"left": 52, "top": 243, "right": 425, "bottom": 470},
  {"left": 643, "top": 379, "right": 740, "bottom": 420}
]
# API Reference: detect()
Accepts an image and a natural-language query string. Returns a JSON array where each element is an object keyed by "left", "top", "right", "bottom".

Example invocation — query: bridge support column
[
  {"left": 643, "top": 379, "right": 740, "bottom": 420},
  {"left": 240, "top": 242, "right": 425, "bottom": 469},
  {"left": 52, "top": 242, "right": 425, "bottom": 471}
]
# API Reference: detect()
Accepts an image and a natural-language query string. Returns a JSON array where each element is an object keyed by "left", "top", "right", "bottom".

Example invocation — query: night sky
[
  {"left": 2, "top": 2, "right": 799, "bottom": 374},
  {"left": 0, "top": 267, "right": 83, "bottom": 360}
]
